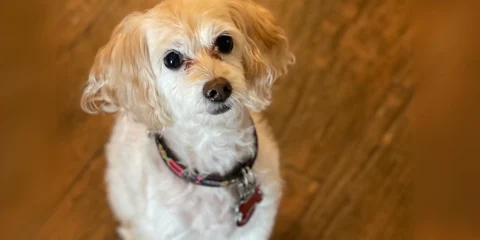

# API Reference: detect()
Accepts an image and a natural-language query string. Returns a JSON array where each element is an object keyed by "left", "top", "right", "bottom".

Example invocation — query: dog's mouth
[{"left": 209, "top": 104, "right": 232, "bottom": 115}]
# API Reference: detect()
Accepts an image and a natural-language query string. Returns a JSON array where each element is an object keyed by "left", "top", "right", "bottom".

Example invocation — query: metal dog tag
[{"left": 235, "top": 167, "right": 263, "bottom": 226}]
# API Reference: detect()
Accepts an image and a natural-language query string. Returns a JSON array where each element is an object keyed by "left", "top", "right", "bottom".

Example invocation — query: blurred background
[{"left": 1, "top": 0, "right": 479, "bottom": 239}]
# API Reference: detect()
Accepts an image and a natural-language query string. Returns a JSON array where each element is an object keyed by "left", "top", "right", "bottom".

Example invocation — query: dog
[{"left": 80, "top": 0, "right": 294, "bottom": 239}]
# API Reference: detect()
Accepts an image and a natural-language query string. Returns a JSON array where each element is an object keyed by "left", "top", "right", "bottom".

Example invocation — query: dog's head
[{"left": 81, "top": 0, "right": 294, "bottom": 130}]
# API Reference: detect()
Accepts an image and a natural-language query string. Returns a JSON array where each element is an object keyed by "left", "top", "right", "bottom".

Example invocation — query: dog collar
[
  {"left": 153, "top": 123, "right": 263, "bottom": 226},
  {"left": 154, "top": 128, "right": 258, "bottom": 187}
]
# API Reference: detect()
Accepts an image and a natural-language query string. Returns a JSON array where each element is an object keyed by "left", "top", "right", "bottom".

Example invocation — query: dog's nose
[{"left": 203, "top": 77, "right": 232, "bottom": 102}]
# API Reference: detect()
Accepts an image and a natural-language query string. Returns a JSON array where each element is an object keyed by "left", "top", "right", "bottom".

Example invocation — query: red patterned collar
[{"left": 154, "top": 129, "right": 257, "bottom": 187}]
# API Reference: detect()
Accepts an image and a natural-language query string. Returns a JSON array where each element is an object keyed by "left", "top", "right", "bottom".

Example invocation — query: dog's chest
[
  {"left": 148, "top": 177, "right": 240, "bottom": 236},
  {"left": 162, "top": 126, "right": 256, "bottom": 175},
  {"left": 177, "top": 186, "right": 236, "bottom": 223}
]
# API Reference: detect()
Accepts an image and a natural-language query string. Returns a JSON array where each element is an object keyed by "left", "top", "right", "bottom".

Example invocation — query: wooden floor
[{"left": 0, "top": 0, "right": 412, "bottom": 239}]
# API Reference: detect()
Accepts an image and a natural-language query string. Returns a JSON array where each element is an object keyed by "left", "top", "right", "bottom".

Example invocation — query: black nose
[{"left": 203, "top": 77, "right": 232, "bottom": 102}]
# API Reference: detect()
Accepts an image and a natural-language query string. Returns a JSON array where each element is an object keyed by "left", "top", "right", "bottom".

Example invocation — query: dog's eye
[
  {"left": 164, "top": 51, "right": 184, "bottom": 70},
  {"left": 215, "top": 35, "right": 234, "bottom": 54}
]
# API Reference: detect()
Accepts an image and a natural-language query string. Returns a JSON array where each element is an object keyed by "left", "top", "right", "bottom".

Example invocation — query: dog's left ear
[{"left": 228, "top": 0, "right": 295, "bottom": 110}]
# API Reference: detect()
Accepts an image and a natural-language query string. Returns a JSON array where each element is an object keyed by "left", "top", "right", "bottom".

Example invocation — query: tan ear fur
[
  {"left": 227, "top": 0, "right": 295, "bottom": 109},
  {"left": 80, "top": 12, "right": 170, "bottom": 129}
]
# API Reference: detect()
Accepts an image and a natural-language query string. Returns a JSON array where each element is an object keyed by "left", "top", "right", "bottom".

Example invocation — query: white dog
[{"left": 81, "top": 0, "right": 294, "bottom": 239}]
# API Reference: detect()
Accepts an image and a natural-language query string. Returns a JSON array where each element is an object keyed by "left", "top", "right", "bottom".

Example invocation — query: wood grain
[
  {"left": 272, "top": 168, "right": 320, "bottom": 239},
  {"left": 37, "top": 155, "right": 117, "bottom": 240},
  {"left": 0, "top": 0, "right": 413, "bottom": 239}
]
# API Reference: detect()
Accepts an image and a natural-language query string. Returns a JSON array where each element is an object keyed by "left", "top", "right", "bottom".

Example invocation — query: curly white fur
[{"left": 81, "top": 0, "right": 294, "bottom": 239}]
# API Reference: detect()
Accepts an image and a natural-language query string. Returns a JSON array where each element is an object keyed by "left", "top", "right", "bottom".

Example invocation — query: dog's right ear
[
  {"left": 227, "top": 0, "right": 295, "bottom": 111},
  {"left": 80, "top": 12, "right": 170, "bottom": 129}
]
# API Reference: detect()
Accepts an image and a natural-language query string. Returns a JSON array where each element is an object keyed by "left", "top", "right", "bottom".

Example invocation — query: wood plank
[
  {"left": 263, "top": 0, "right": 412, "bottom": 175},
  {"left": 37, "top": 154, "right": 117, "bottom": 240},
  {"left": 271, "top": 168, "right": 320, "bottom": 240},
  {"left": 296, "top": 113, "right": 411, "bottom": 239},
  {"left": 0, "top": 113, "right": 112, "bottom": 240},
  {"left": 48, "top": 0, "right": 110, "bottom": 50}
]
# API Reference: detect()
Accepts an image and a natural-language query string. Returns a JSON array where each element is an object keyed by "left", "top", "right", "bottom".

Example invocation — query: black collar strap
[{"left": 154, "top": 126, "right": 258, "bottom": 187}]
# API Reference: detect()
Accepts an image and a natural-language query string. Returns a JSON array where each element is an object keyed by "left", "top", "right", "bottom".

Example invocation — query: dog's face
[{"left": 81, "top": 0, "right": 294, "bottom": 130}]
